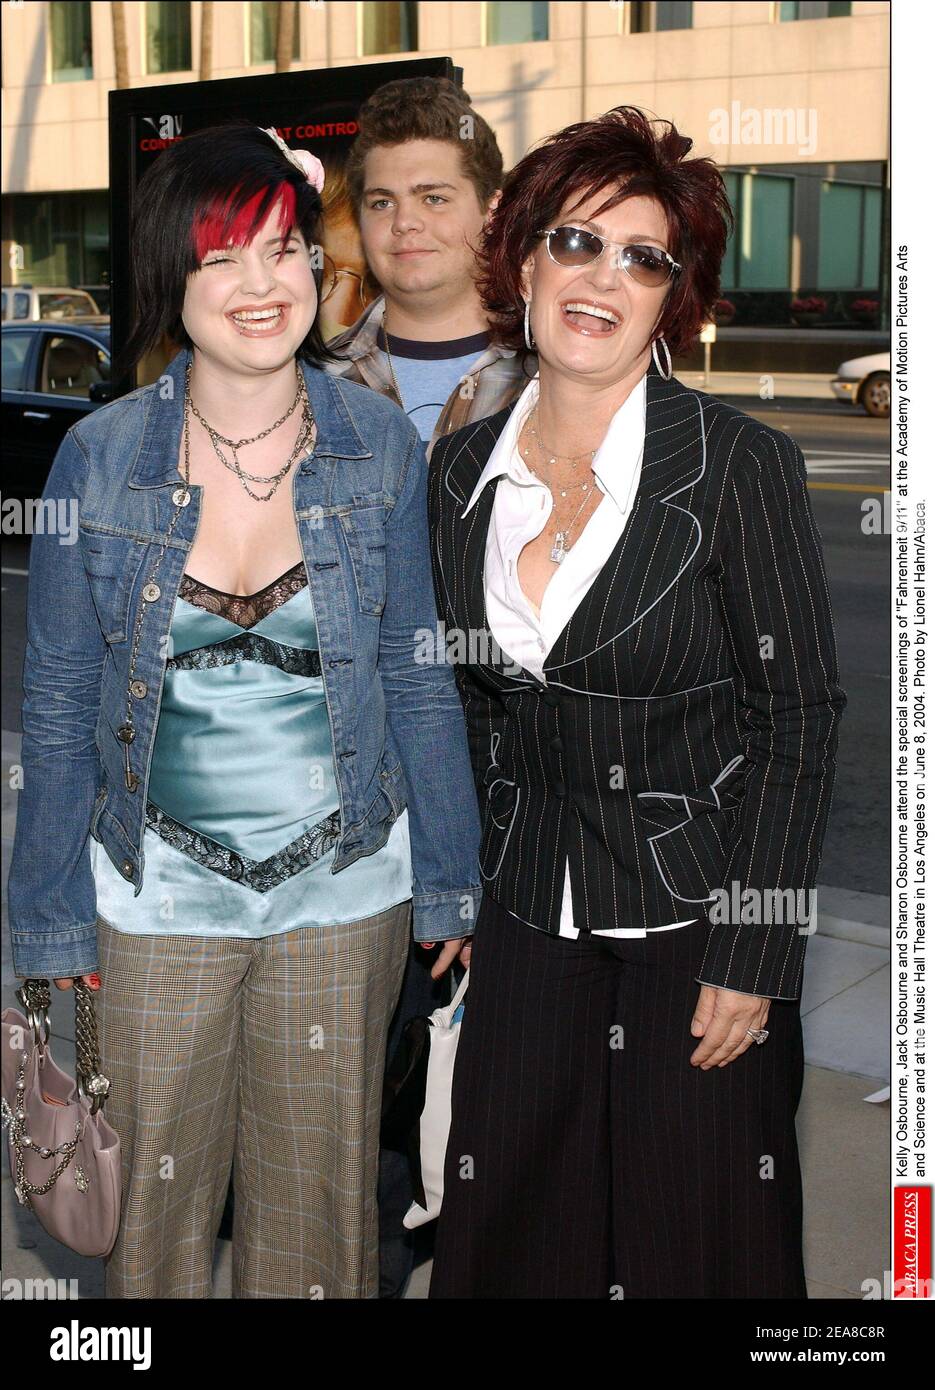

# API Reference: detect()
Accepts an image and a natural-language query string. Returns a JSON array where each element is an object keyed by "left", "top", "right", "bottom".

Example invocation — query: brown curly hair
[{"left": 345, "top": 77, "right": 503, "bottom": 215}]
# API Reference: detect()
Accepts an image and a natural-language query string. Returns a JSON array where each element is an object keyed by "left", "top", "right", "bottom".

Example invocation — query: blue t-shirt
[{"left": 376, "top": 328, "right": 490, "bottom": 442}]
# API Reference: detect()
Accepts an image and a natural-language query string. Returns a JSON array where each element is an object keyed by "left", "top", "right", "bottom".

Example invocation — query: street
[{"left": 723, "top": 400, "right": 890, "bottom": 900}]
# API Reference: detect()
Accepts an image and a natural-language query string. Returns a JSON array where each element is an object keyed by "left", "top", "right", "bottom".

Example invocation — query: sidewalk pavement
[{"left": 1, "top": 729, "right": 889, "bottom": 1300}]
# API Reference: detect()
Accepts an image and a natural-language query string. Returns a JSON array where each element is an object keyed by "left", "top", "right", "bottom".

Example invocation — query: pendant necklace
[{"left": 521, "top": 407, "right": 599, "bottom": 564}]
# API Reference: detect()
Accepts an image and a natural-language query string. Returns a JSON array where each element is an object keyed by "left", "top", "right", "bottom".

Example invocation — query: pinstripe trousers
[
  {"left": 96, "top": 903, "right": 411, "bottom": 1299},
  {"left": 429, "top": 893, "right": 807, "bottom": 1299}
]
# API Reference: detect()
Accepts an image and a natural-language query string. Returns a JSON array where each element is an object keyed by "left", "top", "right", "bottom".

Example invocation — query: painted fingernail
[{"left": 88, "top": 973, "right": 101, "bottom": 989}]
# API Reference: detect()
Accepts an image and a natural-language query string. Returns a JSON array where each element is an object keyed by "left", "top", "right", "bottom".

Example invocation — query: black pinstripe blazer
[{"left": 427, "top": 364, "right": 846, "bottom": 1000}]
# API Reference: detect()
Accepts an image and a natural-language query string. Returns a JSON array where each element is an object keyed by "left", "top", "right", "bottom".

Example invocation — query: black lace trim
[
  {"left": 145, "top": 801, "right": 342, "bottom": 893},
  {"left": 167, "top": 631, "right": 322, "bottom": 676},
  {"left": 179, "top": 562, "right": 309, "bottom": 628}
]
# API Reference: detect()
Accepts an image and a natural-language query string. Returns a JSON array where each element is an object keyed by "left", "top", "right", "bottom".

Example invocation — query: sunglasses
[{"left": 538, "top": 225, "right": 681, "bottom": 287}]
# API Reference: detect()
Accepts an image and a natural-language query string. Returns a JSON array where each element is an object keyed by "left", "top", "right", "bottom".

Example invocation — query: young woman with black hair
[{"left": 8, "top": 121, "right": 479, "bottom": 1298}]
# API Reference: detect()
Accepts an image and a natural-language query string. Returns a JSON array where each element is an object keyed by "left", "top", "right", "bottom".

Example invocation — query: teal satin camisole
[{"left": 91, "top": 563, "right": 412, "bottom": 936}]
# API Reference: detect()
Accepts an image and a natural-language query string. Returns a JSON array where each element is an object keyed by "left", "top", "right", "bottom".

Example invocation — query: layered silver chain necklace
[
  {"left": 521, "top": 407, "right": 599, "bottom": 564},
  {"left": 115, "top": 361, "right": 317, "bottom": 800},
  {"left": 184, "top": 358, "right": 316, "bottom": 502}
]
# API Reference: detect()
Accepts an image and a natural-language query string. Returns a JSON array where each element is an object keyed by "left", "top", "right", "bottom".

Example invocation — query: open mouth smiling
[
  {"left": 560, "top": 299, "right": 622, "bottom": 335},
  {"left": 226, "top": 303, "right": 291, "bottom": 335}
]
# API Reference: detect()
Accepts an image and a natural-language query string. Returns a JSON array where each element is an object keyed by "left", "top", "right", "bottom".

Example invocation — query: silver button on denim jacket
[{"left": 8, "top": 346, "right": 482, "bottom": 978}]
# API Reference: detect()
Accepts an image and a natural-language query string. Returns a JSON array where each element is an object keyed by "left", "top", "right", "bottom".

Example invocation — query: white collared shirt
[{"left": 462, "top": 372, "right": 696, "bottom": 939}]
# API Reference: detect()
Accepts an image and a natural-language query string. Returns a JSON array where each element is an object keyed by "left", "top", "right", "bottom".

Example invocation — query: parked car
[
  {"left": 1, "top": 285, "right": 102, "bottom": 322},
  {"left": 77, "top": 284, "right": 111, "bottom": 316},
  {"left": 831, "top": 351, "right": 890, "bottom": 418},
  {"left": 2, "top": 319, "right": 112, "bottom": 495}
]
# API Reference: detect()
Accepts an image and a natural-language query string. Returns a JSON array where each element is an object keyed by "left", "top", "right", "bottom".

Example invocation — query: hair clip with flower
[{"left": 259, "top": 126, "right": 325, "bottom": 193}]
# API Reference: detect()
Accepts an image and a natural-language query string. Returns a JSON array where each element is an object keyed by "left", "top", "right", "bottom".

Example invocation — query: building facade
[{"left": 1, "top": 0, "right": 889, "bottom": 348}]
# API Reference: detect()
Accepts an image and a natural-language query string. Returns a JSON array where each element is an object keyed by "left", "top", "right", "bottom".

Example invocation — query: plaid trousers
[{"left": 96, "top": 903, "right": 411, "bottom": 1299}]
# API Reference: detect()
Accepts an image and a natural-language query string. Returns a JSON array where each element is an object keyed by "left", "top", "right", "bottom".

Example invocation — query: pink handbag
[{"left": 1, "top": 979, "right": 121, "bottom": 1258}]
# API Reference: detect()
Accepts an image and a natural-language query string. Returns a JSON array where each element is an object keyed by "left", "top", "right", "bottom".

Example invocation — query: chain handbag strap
[
  {"left": 16, "top": 976, "right": 51, "bottom": 1044},
  {"left": 15, "top": 978, "right": 110, "bottom": 1115},
  {"left": 73, "top": 981, "right": 110, "bottom": 1114}
]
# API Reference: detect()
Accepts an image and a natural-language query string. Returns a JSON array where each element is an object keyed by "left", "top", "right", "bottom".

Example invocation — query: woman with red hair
[{"left": 427, "top": 106, "right": 845, "bottom": 1298}]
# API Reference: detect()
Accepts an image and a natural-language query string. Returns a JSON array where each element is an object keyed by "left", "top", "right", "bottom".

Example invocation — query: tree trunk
[
  {"left": 200, "top": 1, "right": 214, "bottom": 82},
  {"left": 111, "top": 1, "right": 129, "bottom": 89},
  {"left": 275, "top": 2, "right": 294, "bottom": 73}
]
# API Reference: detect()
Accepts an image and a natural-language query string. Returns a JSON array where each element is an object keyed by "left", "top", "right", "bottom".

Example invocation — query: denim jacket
[{"left": 8, "top": 346, "right": 482, "bottom": 978}]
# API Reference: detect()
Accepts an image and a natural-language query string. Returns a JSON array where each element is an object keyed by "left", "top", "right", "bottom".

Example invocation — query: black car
[{"left": 2, "top": 319, "right": 113, "bottom": 496}]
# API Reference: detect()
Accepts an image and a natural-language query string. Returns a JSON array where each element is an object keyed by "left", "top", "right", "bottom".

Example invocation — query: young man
[
  {"left": 324, "top": 76, "right": 535, "bottom": 1297},
  {"left": 326, "top": 76, "right": 535, "bottom": 457}
]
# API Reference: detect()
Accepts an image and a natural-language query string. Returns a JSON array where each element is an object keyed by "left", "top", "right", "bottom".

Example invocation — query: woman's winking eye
[{"left": 202, "top": 237, "right": 300, "bottom": 268}]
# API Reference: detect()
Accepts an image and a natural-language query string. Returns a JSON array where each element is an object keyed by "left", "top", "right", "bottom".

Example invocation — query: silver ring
[{"left": 746, "top": 1028, "right": 769, "bottom": 1045}]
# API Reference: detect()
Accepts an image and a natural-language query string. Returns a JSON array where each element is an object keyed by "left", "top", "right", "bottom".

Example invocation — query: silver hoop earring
[
  {"left": 651, "top": 334, "right": 672, "bottom": 381},
  {"left": 523, "top": 299, "right": 535, "bottom": 352}
]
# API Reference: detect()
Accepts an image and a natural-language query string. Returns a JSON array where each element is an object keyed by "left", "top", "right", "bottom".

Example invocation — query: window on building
[
  {"left": 50, "top": 0, "right": 93, "bottom": 81},
  {"left": 81, "top": 195, "right": 110, "bottom": 289},
  {"left": 145, "top": 1, "right": 192, "bottom": 74},
  {"left": 631, "top": 2, "right": 694, "bottom": 33},
  {"left": 486, "top": 2, "right": 549, "bottom": 45},
  {"left": 818, "top": 181, "right": 881, "bottom": 288},
  {"left": 721, "top": 171, "right": 794, "bottom": 289},
  {"left": 1, "top": 190, "right": 110, "bottom": 288},
  {"left": 360, "top": 2, "right": 418, "bottom": 55},
  {"left": 778, "top": 2, "right": 852, "bottom": 19},
  {"left": 249, "top": 2, "right": 300, "bottom": 64}
]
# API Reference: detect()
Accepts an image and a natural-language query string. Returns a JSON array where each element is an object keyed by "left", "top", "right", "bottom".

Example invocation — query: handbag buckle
[{"left": 16, "top": 979, "right": 51, "bottom": 1049}]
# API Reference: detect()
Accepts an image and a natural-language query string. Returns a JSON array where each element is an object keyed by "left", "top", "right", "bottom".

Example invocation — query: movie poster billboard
[{"left": 107, "top": 57, "right": 459, "bottom": 391}]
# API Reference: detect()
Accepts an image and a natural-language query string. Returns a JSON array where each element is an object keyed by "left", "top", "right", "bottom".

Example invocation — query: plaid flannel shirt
[{"left": 324, "top": 294, "right": 538, "bottom": 459}]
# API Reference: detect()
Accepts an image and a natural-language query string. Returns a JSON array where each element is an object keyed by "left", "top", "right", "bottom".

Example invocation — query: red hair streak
[{"left": 192, "top": 181, "right": 297, "bottom": 264}]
